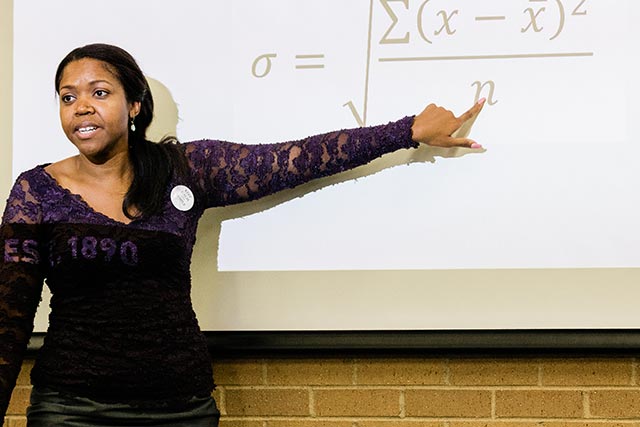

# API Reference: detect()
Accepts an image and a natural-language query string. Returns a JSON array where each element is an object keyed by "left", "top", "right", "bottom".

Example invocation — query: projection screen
[{"left": 6, "top": 0, "right": 640, "bottom": 332}]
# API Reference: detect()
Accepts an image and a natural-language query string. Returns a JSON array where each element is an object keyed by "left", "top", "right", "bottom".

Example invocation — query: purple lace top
[{"left": 0, "top": 117, "right": 417, "bottom": 413}]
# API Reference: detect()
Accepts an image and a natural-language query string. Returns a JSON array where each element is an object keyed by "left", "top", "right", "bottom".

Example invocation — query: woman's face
[{"left": 57, "top": 58, "right": 140, "bottom": 163}]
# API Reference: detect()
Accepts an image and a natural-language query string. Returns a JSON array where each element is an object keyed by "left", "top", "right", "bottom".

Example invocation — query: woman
[{"left": 0, "top": 43, "right": 484, "bottom": 426}]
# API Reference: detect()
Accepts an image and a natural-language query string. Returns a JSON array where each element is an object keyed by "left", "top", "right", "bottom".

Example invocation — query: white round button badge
[{"left": 170, "top": 185, "right": 195, "bottom": 212}]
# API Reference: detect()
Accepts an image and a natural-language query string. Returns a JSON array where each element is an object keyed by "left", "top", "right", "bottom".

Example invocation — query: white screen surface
[
  {"left": 10, "top": 0, "right": 640, "bottom": 332},
  {"left": 14, "top": 0, "right": 640, "bottom": 272}
]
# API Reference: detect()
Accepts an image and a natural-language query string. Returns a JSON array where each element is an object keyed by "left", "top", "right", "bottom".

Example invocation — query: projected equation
[
  {"left": 249, "top": 0, "right": 592, "bottom": 126},
  {"left": 379, "top": 0, "right": 588, "bottom": 45}
]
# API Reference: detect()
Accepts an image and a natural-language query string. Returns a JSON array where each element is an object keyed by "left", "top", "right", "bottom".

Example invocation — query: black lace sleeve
[
  {"left": 184, "top": 116, "right": 418, "bottom": 207},
  {"left": 0, "top": 176, "right": 46, "bottom": 417}
]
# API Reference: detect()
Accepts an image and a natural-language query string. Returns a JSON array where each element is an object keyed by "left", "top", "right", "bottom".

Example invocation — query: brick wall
[{"left": 5, "top": 356, "right": 640, "bottom": 426}]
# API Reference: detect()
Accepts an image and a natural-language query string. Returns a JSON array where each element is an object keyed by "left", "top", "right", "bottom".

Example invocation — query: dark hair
[{"left": 55, "top": 43, "right": 187, "bottom": 220}]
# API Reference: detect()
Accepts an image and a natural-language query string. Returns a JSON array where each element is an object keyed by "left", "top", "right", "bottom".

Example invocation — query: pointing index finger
[
  {"left": 451, "top": 98, "right": 486, "bottom": 139},
  {"left": 459, "top": 98, "right": 486, "bottom": 121}
]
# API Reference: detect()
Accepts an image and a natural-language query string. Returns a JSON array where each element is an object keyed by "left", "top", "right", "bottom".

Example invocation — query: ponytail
[{"left": 124, "top": 136, "right": 187, "bottom": 220}]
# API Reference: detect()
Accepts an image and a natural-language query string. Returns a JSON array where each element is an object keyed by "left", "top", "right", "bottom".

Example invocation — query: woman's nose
[{"left": 75, "top": 98, "right": 95, "bottom": 115}]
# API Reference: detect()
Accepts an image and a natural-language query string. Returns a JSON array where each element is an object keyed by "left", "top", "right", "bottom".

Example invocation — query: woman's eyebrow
[{"left": 59, "top": 79, "right": 114, "bottom": 91}]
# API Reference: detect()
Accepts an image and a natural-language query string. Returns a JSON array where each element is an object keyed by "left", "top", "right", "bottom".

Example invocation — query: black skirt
[{"left": 26, "top": 387, "right": 220, "bottom": 427}]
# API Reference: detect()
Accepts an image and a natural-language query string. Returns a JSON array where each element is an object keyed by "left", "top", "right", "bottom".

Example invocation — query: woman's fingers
[
  {"left": 412, "top": 99, "right": 486, "bottom": 148},
  {"left": 457, "top": 98, "right": 486, "bottom": 124}
]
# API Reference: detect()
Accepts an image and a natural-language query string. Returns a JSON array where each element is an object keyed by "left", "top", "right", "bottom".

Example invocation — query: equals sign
[{"left": 295, "top": 54, "right": 325, "bottom": 69}]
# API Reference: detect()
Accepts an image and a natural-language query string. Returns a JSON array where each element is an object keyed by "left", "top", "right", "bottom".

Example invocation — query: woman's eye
[
  {"left": 61, "top": 95, "right": 74, "bottom": 103},
  {"left": 95, "top": 90, "right": 108, "bottom": 97}
]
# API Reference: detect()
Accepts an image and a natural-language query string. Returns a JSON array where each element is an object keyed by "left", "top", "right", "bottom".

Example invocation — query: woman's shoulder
[
  {"left": 41, "top": 156, "right": 76, "bottom": 185},
  {"left": 3, "top": 165, "right": 50, "bottom": 224},
  {"left": 4, "top": 158, "right": 83, "bottom": 224},
  {"left": 13, "top": 163, "right": 51, "bottom": 187},
  {"left": 10, "top": 158, "right": 73, "bottom": 203}
]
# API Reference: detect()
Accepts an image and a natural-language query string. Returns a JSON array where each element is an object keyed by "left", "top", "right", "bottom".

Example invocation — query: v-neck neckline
[{"left": 40, "top": 164, "right": 137, "bottom": 226}]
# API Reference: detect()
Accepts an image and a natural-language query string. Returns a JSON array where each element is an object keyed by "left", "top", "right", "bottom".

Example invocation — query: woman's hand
[{"left": 411, "top": 98, "right": 485, "bottom": 149}]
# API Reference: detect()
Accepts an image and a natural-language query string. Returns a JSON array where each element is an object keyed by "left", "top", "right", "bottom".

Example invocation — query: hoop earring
[{"left": 130, "top": 117, "right": 136, "bottom": 132}]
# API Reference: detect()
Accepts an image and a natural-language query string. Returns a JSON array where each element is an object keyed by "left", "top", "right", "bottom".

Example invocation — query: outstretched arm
[{"left": 185, "top": 100, "right": 485, "bottom": 207}]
